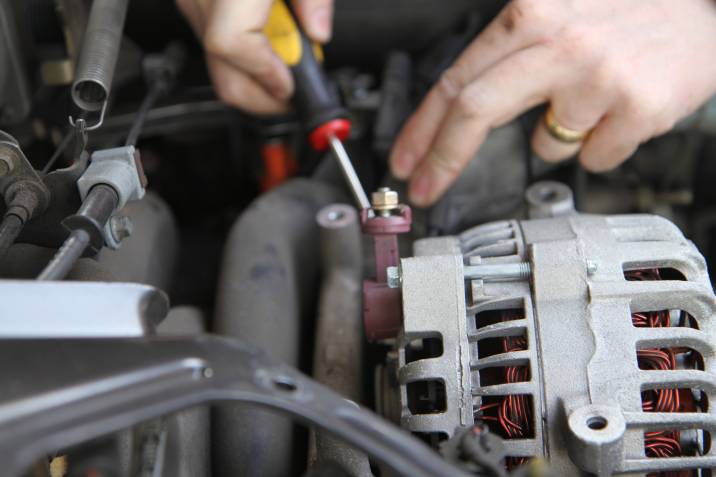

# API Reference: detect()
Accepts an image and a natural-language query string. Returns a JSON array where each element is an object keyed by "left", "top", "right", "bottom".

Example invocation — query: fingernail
[
  {"left": 311, "top": 7, "right": 331, "bottom": 42},
  {"left": 409, "top": 171, "right": 431, "bottom": 207}
]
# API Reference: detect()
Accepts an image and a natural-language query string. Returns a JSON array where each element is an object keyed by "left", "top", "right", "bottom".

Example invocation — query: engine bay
[{"left": 2, "top": 0, "right": 716, "bottom": 476}]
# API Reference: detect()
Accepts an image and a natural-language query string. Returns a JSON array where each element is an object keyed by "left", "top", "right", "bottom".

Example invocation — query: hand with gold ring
[{"left": 390, "top": 0, "right": 716, "bottom": 207}]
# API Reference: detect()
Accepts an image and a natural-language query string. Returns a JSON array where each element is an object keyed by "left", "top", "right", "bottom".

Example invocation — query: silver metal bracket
[{"left": 77, "top": 145, "right": 147, "bottom": 249}]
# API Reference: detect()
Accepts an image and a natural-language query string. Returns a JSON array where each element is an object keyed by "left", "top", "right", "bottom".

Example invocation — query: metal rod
[
  {"left": 463, "top": 262, "right": 532, "bottom": 281},
  {"left": 388, "top": 262, "right": 532, "bottom": 289},
  {"left": 0, "top": 214, "right": 23, "bottom": 261},
  {"left": 328, "top": 134, "right": 371, "bottom": 211},
  {"left": 37, "top": 229, "right": 91, "bottom": 281}
]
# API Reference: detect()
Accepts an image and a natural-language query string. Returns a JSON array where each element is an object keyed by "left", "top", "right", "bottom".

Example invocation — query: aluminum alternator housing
[{"left": 388, "top": 210, "right": 716, "bottom": 476}]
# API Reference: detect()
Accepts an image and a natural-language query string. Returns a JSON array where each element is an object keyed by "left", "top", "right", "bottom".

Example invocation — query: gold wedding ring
[{"left": 544, "top": 107, "right": 589, "bottom": 144}]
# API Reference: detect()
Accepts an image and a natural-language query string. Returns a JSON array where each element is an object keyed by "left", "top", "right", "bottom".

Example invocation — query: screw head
[
  {"left": 110, "top": 215, "right": 134, "bottom": 242},
  {"left": 586, "top": 260, "right": 598, "bottom": 276},
  {"left": 371, "top": 187, "right": 399, "bottom": 215}
]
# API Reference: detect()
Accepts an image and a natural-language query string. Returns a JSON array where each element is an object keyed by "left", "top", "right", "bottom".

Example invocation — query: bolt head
[
  {"left": 110, "top": 215, "right": 134, "bottom": 242},
  {"left": 371, "top": 188, "right": 399, "bottom": 213},
  {"left": 586, "top": 260, "right": 598, "bottom": 276}
]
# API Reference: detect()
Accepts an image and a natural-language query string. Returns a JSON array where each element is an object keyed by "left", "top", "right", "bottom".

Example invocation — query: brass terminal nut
[{"left": 371, "top": 187, "right": 399, "bottom": 214}]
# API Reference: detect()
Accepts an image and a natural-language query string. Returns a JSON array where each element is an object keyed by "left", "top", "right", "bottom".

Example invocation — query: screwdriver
[{"left": 264, "top": 1, "right": 371, "bottom": 210}]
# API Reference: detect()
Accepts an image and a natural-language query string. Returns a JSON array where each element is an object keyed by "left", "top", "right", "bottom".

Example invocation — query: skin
[
  {"left": 179, "top": 0, "right": 716, "bottom": 207},
  {"left": 390, "top": 0, "right": 716, "bottom": 206},
  {"left": 176, "top": 0, "right": 334, "bottom": 114}
]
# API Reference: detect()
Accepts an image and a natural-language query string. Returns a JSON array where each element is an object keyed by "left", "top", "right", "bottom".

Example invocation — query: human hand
[
  {"left": 177, "top": 0, "right": 333, "bottom": 114},
  {"left": 390, "top": 0, "right": 716, "bottom": 207}
]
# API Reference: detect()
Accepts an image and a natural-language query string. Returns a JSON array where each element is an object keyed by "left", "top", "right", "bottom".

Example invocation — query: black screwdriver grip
[{"left": 290, "top": 34, "right": 347, "bottom": 132}]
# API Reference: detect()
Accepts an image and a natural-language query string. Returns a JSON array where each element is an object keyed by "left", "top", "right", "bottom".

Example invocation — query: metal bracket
[
  {"left": 0, "top": 335, "right": 470, "bottom": 477},
  {"left": 0, "top": 131, "right": 51, "bottom": 220},
  {"left": 78, "top": 145, "right": 147, "bottom": 248},
  {"left": 0, "top": 281, "right": 167, "bottom": 337}
]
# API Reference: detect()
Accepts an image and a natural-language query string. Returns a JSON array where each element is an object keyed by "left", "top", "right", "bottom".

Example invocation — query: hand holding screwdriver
[
  {"left": 264, "top": 1, "right": 371, "bottom": 210},
  {"left": 176, "top": 0, "right": 334, "bottom": 115}
]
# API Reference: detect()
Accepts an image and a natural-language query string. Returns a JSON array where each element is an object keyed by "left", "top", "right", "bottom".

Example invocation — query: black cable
[
  {"left": 37, "top": 184, "right": 119, "bottom": 281},
  {"left": 0, "top": 214, "right": 24, "bottom": 261},
  {"left": 37, "top": 229, "right": 90, "bottom": 281},
  {"left": 41, "top": 130, "right": 74, "bottom": 174},
  {"left": 125, "top": 83, "right": 162, "bottom": 147}
]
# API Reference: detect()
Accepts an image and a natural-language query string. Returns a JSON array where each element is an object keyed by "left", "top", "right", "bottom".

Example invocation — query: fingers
[
  {"left": 389, "top": 1, "right": 553, "bottom": 180},
  {"left": 531, "top": 88, "right": 611, "bottom": 162},
  {"left": 407, "top": 45, "right": 559, "bottom": 206},
  {"left": 292, "top": 0, "right": 334, "bottom": 43},
  {"left": 175, "top": 0, "right": 206, "bottom": 36},
  {"left": 579, "top": 111, "right": 650, "bottom": 172},
  {"left": 204, "top": 0, "right": 293, "bottom": 100},
  {"left": 208, "top": 57, "right": 289, "bottom": 115}
]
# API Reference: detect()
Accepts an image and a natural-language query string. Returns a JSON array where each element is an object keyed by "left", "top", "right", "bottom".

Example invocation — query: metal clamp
[{"left": 77, "top": 145, "right": 147, "bottom": 248}]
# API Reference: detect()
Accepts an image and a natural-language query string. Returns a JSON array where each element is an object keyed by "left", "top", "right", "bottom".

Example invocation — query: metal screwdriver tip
[{"left": 328, "top": 134, "right": 371, "bottom": 211}]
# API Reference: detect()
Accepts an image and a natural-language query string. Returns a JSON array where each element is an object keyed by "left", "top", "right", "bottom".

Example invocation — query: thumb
[{"left": 291, "top": 0, "right": 334, "bottom": 43}]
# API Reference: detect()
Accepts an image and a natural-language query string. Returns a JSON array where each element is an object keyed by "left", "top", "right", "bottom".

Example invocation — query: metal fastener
[
  {"left": 386, "top": 266, "right": 401, "bottom": 288},
  {"left": 463, "top": 262, "right": 532, "bottom": 281},
  {"left": 371, "top": 187, "right": 400, "bottom": 216},
  {"left": 388, "top": 262, "right": 532, "bottom": 288},
  {"left": 586, "top": 260, "right": 598, "bottom": 276},
  {"left": 109, "top": 215, "right": 133, "bottom": 243}
]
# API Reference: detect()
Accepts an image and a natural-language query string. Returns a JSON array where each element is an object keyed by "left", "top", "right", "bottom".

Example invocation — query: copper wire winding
[
  {"left": 627, "top": 270, "right": 696, "bottom": 477},
  {"left": 476, "top": 314, "right": 532, "bottom": 469},
  {"left": 474, "top": 270, "right": 696, "bottom": 473}
]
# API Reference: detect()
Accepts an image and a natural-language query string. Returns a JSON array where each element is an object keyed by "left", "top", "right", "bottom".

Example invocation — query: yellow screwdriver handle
[{"left": 264, "top": 1, "right": 323, "bottom": 66}]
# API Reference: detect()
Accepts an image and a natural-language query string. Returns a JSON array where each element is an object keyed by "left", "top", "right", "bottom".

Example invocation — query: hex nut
[
  {"left": 371, "top": 187, "right": 399, "bottom": 213},
  {"left": 109, "top": 215, "right": 134, "bottom": 242}
]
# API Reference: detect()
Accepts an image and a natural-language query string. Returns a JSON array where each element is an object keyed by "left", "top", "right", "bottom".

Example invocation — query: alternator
[{"left": 382, "top": 183, "right": 716, "bottom": 476}]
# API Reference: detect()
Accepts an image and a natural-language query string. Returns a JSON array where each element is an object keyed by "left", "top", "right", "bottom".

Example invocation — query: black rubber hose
[
  {"left": 37, "top": 229, "right": 91, "bottom": 281},
  {"left": 213, "top": 179, "right": 345, "bottom": 477},
  {"left": 0, "top": 214, "right": 24, "bottom": 261}
]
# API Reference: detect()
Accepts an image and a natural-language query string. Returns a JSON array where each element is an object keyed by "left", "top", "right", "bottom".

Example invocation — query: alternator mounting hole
[
  {"left": 273, "top": 376, "right": 298, "bottom": 392},
  {"left": 587, "top": 416, "right": 608, "bottom": 431},
  {"left": 326, "top": 210, "right": 345, "bottom": 222},
  {"left": 538, "top": 188, "right": 559, "bottom": 203}
]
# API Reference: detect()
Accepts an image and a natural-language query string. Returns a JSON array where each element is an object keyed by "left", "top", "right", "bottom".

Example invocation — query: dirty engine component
[{"left": 380, "top": 183, "right": 716, "bottom": 476}]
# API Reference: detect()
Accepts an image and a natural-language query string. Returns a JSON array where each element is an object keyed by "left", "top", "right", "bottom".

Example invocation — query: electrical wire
[
  {"left": 125, "top": 83, "right": 163, "bottom": 147},
  {"left": 476, "top": 272, "right": 698, "bottom": 474},
  {"left": 626, "top": 269, "right": 698, "bottom": 477},
  {"left": 476, "top": 311, "right": 532, "bottom": 470}
]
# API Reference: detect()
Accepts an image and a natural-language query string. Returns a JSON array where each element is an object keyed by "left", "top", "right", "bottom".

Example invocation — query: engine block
[{"left": 387, "top": 211, "right": 716, "bottom": 475}]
